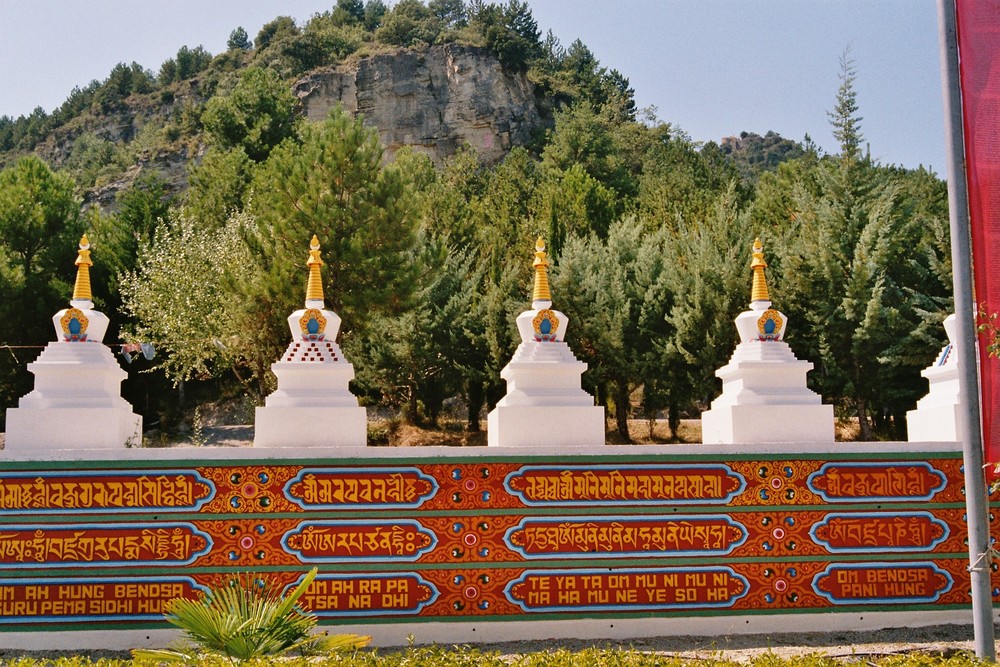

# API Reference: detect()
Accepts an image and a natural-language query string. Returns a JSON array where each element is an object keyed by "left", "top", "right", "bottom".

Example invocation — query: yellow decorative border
[
  {"left": 757, "top": 309, "right": 783, "bottom": 340},
  {"left": 300, "top": 308, "right": 327, "bottom": 339},
  {"left": 532, "top": 309, "right": 559, "bottom": 341},
  {"left": 60, "top": 308, "right": 89, "bottom": 340}
]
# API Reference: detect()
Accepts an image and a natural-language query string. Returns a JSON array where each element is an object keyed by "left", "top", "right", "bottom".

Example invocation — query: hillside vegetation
[{"left": 0, "top": 1, "right": 951, "bottom": 442}]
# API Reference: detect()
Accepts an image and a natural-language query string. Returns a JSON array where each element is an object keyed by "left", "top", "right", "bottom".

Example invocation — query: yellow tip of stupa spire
[
  {"left": 72, "top": 234, "right": 93, "bottom": 301},
  {"left": 750, "top": 237, "right": 770, "bottom": 303},
  {"left": 305, "top": 235, "right": 325, "bottom": 303},
  {"left": 532, "top": 237, "right": 552, "bottom": 303}
]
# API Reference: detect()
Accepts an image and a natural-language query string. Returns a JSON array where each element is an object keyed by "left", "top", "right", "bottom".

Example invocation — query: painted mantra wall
[{"left": 0, "top": 443, "right": 991, "bottom": 647}]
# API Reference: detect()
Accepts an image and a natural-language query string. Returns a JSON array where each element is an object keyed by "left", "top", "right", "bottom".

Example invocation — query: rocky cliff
[
  {"left": 294, "top": 44, "right": 543, "bottom": 165},
  {"left": 51, "top": 44, "right": 542, "bottom": 210}
]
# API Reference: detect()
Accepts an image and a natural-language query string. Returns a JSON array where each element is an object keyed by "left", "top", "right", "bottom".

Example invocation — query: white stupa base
[
  {"left": 701, "top": 403, "right": 834, "bottom": 444},
  {"left": 254, "top": 406, "right": 367, "bottom": 448},
  {"left": 702, "top": 340, "right": 834, "bottom": 444},
  {"left": 906, "top": 403, "right": 963, "bottom": 443},
  {"left": 487, "top": 405, "right": 605, "bottom": 447},
  {"left": 487, "top": 340, "right": 604, "bottom": 447},
  {"left": 253, "top": 341, "right": 367, "bottom": 448},
  {"left": 3, "top": 341, "right": 142, "bottom": 452},
  {"left": 5, "top": 407, "right": 142, "bottom": 451},
  {"left": 906, "top": 347, "right": 962, "bottom": 442}
]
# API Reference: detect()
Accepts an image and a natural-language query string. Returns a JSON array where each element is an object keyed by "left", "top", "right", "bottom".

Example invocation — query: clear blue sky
[{"left": 0, "top": 0, "right": 944, "bottom": 171}]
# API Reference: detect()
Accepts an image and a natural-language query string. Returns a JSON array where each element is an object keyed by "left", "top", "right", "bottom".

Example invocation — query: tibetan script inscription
[
  {"left": 810, "top": 513, "right": 948, "bottom": 552},
  {"left": 504, "top": 465, "right": 745, "bottom": 505},
  {"left": 807, "top": 463, "right": 947, "bottom": 502},
  {"left": 506, "top": 567, "right": 748, "bottom": 612},
  {"left": 283, "top": 521, "right": 436, "bottom": 561},
  {"left": 300, "top": 574, "right": 438, "bottom": 616},
  {"left": 812, "top": 563, "right": 953, "bottom": 604},
  {"left": 0, "top": 524, "right": 211, "bottom": 567},
  {"left": 505, "top": 516, "right": 747, "bottom": 558},
  {"left": 284, "top": 468, "right": 438, "bottom": 509},
  {"left": 0, "top": 472, "right": 214, "bottom": 513}
]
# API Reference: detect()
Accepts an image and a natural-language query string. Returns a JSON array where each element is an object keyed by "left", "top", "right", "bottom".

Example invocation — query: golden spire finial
[
  {"left": 305, "top": 234, "right": 325, "bottom": 303},
  {"left": 532, "top": 237, "right": 552, "bottom": 303},
  {"left": 72, "top": 234, "right": 93, "bottom": 301},
  {"left": 750, "top": 237, "right": 770, "bottom": 303}
]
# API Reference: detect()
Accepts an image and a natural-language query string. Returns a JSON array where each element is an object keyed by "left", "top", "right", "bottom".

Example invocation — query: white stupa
[
  {"left": 487, "top": 238, "right": 605, "bottom": 447},
  {"left": 701, "top": 238, "right": 834, "bottom": 444},
  {"left": 253, "top": 235, "right": 367, "bottom": 448},
  {"left": 906, "top": 314, "right": 964, "bottom": 442},
  {"left": 4, "top": 235, "right": 142, "bottom": 451}
]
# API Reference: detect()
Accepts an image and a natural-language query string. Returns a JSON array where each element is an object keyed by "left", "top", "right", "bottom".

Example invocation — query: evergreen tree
[
  {"left": 554, "top": 218, "right": 674, "bottom": 441},
  {"left": 237, "top": 107, "right": 418, "bottom": 397},
  {"left": 375, "top": 0, "right": 441, "bottom": 47},
  {"left": 228, "top": 27, "right": 252, "bottom": 51},
  {"left": 658, "top": 185, "right": 752, "bottom": 420},
  {"left": 534, "top": 163, "right": 616, "bottom": 254},
  {"left": 474, "top": 147, "right": 541, "bottom": 281},
  {"left": 201, "top": 67, "right": 299, "bottom": 163},
  {"left": 542, "top": 102, "right": 632, "bottom": 203},
  {"left": 185, "top": 147, "right": 254, "bottom": 228},
  {"left": 829, "top": 49, "right": 864, "bottom": 163},
  {"left": 468, "top": 0, "right": 541, "bottom": 72},
  {"left": 332, "top": 0, "right": 366, "bottom": 25},
  {"left": 353, "top": 229, "right": 481, "bottom": 425},
  {"left": 0, "top": 156, "right": 83, "bottom": 428},
  {"left": 363, "top": 0, "right": 388, "bottom": 31},
  {"left": 115, "top": 173, "right": 171, "bottom": 254},
  {"left": 0, "top": 156, "right": 81, "bottom": 280}
]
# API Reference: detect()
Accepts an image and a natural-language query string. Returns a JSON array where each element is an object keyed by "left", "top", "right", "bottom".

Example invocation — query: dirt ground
[{"left": 134, "top": 418, "right": 708, "bottom": 448}]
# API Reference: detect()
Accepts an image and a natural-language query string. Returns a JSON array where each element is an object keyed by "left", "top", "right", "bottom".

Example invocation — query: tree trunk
[
  {"left": 485, "top": 381, "right": 504, "bottom": 412},
  {"left": 466, "top": 381, "right": 484, "bottom": 432},
  {"left": 255, "top": 357, "right": 268, "bottom": 404},
  {"left": 614, "top": 379, "right": 631, "bottom": 443},
  {"left": 855, "top": 396, "right": 872, "bottom": 441},
  {"left": 668, "top": 402, "right": 681, "bottom": 442},
  {"left": 406, "top": 384, "right": 420, "bottom": 426}
]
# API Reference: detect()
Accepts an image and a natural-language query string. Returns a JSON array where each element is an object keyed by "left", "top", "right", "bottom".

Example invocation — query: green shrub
[{"left": 131, "top": 567, "right": 369, "bottom": 664}]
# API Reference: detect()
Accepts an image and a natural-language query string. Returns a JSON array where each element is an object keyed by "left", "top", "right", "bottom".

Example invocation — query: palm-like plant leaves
[{"left": 132, "top": 567, "right": 370, "bottom": 664}]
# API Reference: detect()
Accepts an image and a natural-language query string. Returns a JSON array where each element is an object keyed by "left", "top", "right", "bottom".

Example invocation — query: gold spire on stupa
[
  {"left": 72, "top": 234, "right": 93, "bottom": 301},
  {"left": 532, "top": 237, "right": 552, "bottom": 303},
  {"left": 305, "top": 235, "right": 325, "bottom": 303},
  {"left": 750, "top": 237, "right": 770, "bottom": 303}
]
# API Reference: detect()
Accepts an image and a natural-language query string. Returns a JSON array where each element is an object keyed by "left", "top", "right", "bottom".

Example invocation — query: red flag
[{"left": 956, "top": 0, "right": 1000, "bottom": 475}]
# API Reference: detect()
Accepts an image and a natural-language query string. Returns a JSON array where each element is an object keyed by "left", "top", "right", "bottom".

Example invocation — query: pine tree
[
  {"left": 828, "top": 49, "right": 864, "bottom": 163},
  {"left": 227, "top": 27, "right": 251, "bottom": 51},
  {"left": 201, "top": 67, "right": 299, "bottom": 163},
  {"left": 236, "top": 107, "right": 418, "bottom": 397}
]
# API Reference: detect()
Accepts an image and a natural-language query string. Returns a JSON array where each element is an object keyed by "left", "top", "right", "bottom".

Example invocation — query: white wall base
[
  {"left": 0, "top": 609, "right": 980, "bottom": 652},
  {"left": 487, "top": 404, "right": 605, "bottom": 447}
]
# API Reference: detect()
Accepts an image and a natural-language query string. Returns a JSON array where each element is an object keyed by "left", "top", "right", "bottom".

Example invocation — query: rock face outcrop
[{"left": 294, "top": 44, "right": 542, "bottom": 165}]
